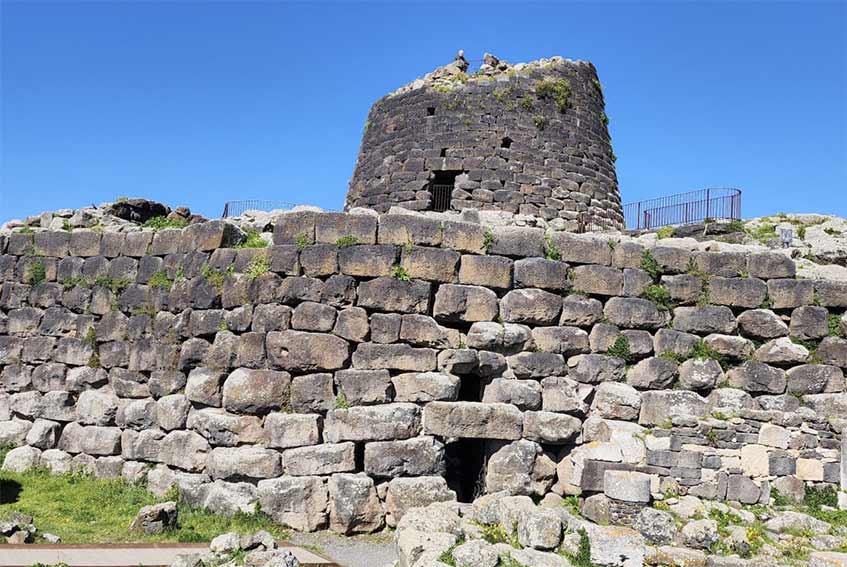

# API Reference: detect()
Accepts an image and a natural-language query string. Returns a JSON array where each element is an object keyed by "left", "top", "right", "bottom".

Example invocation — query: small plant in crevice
[
  {"left": 643, "top": 284, "right": 673, "bottom": 311},
  {"left": 640, "top": 250, "right": 662, "bottom": 282},
  {"left": 656, "top": 226, "right": 675, "bottom": 240},
  {"left": 201, "top": 263, "right": 235, "bottom": 291},
  {"left": 535, "top": 76, "right": 572, "bottom": 112},
  {"left": 333, "top": 393, "right": 350, "bottom": 410},
  {"left": 94, "top": 276, "right": 131, "bottom": 296},
  {"left": 544, "top": 235, "right": 561, "bottom": 261},
  {"left": 148, "top": 271, "right": 173, "bottom": 291},
  {"left": 142, "top": 216, "right": 188, "bottom": 230},
  {"left": 533, "top": 115, "right": 547, "bottom": 130},
  {"left": 519, "top": 94, "right": 534, "bottom": 112},
  {"left": 245, "top": 254, "right": 271, "bottom": 281},
  {"left": 294, "top": 233, "right": 310, "bottom": 251},
  {"left": 607, "top": 335, "right": 633, "bottom": 363},
  {"left": 483, "top": 230, "right": 495, "bottom": 254},
  {"left": 335, "top": 235, "right": 359, "bottom": 248},
  {"left": 26, "top": 260, "right": 47, "bottom": 286},
  {"left": 237, "top": 229, "right": 268, "bottom": 249},
  {"left": 566, "top": 528, "right": 595, "bottom": 567},
  {"left": 599, "top": 111, "right": 609, "bottom": 127},
  {"left": 827, "top": 313, "right": 844, "bottom": 337},
  {"left": 62, "top": 219, "right": 74, "bottom": 233},
  {"left": 476, "top": 522, "right": 519, "bottom": 548},
  {"left": 391, "top": 265, "right": 411, "bottom": 282}
]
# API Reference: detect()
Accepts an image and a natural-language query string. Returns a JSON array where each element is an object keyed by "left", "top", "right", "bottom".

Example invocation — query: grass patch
[
  {"left": 544, "top": 235, "right": 561, "bottom": 261},
  {"left": 566, "top": 528, "right": 596, "bottom": 567},
  {"left": 607, "top": 335, "right": 633, "bottom": 363},
  {"left": 201, "top": 263, "right": 235, "bottom": 291},
  {"left": 335, "top": 235, "right": 359, "bottom": 248},
  {"left": 245, "top": 254, "right": 271, "bottom": 281},
  {"left": 93, "top": 277, "right": 130, "bottom": 295},
  {"left": 533, "top": 115, "right": 547, "bottom": 130},
  {"left": 333, "top": 393, "right": 350, "bottom": 410},
  {"left": 746, "top": 223, "right": 778, "bottom": 244},
  {"left": 830, "top": 314, "right": 844, "bottom": 337},
  {"left": 476, "top": 521, "right": 520, "bottom": 548},
  {"left": 643, "top": 284, "right": 673, "bottom": 311},
  {"left": 148, "top": 271, "right": 173, "bottom": 291},
  {"left": 141, "top": 216, "right": 187, "bottom": 230},
  {"left": 295, "top": 234, "right": 309, "bottom": 251},
  {"left": 0, "top": 467, "right": 287, "bottom": 544},
  {"left": 640, "top": 250, "right": 661, "bottom": 282},
  {"left": 391, "top": 265, "right": 411, "bottom": 281},
  {"left": 483, "top": 230, "right": 495, "bottom": 254},
  {"left": 535, "top": 77, "right": 572, "bottom": 112},
  {"left": 26, "top": 260, "right": 47, "bottom": 285},
  {"left": 237, "top": 229, "right": 268, "bottom": 249},
  {"left": 656, "top": 226, "right": 674, "bottom": 239}
]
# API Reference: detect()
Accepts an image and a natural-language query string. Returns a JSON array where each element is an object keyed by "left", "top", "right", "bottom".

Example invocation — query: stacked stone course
[{"left": 1, "top": 211, "right": 846, "bottom": 535}]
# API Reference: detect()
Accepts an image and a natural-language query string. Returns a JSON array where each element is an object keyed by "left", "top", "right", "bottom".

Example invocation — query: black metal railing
[
  {"left": 622, "top": 188, "right": 741, "bottom": 231},
  {"left": 221, "top": 200, "right": 298, "bottom": 218},
  {"left": 430, "top": 184, "right": 453, "bottom": 212}
]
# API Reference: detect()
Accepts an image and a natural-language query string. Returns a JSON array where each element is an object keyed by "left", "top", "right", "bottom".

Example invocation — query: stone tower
[{"left": 346, "top": 53, "right": 623, "bottom": 231}]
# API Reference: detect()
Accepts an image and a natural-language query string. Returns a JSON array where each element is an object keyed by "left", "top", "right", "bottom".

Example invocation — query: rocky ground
[
  {"left": 171, "top": 531, "right": 299, "bottom": 567},
  {"left": 395, "top": 490, "right": 847, "bottom": 567}
]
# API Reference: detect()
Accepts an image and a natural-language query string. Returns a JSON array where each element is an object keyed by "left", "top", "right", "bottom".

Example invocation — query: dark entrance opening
[
  {"left": 429, "top": 170, "right": 460, "bottom": 212},
  {"left": 501, "top": 136, "right": 513, "bottom": 148},
  {"left": 427, "top": 107, "right": 436, "bottom": 116},
  {"left": 445, "top": 438, "right": 487, "bottom": 503}
]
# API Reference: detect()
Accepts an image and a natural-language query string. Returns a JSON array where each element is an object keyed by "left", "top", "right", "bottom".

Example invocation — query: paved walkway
[{"left": 0, "top": 543, "right": 338, "bottom": 567}]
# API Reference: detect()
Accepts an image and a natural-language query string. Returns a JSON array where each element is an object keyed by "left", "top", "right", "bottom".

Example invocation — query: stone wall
[
  {"left": 346, "top": 56, "right": 622, "bottom": 231},
  {"left": 1, "top": 210, "right": 846, "bottom": 534}
]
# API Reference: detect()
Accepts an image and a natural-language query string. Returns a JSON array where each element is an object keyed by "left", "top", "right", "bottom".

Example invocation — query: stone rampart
[{"left": 1, "top": 210, "right": 846, "bottom": 533}]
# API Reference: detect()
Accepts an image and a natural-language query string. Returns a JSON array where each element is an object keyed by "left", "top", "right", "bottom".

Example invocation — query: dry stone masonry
[
  {"left": 1, "top": 208, "right": 847, "bottom": 547},
  {"left": 346, "top": 53, "right": 622, "bottom": 230}
]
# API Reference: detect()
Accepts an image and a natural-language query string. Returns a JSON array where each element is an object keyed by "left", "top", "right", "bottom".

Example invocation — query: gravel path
[{"left": 290, "top": 531, "right": 396, "bottom": 567}]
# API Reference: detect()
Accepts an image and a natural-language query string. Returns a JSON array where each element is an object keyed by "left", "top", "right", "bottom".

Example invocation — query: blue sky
[{"left": 1, "top": 1, "right": 844, "bottom": 222}]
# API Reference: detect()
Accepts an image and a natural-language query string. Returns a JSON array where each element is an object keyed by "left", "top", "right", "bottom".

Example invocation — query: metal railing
[
  {"left": 622, "top": 188, "right": 741, "bottom": 231},
  {"left": 221, "top": 200, "right": 298, "bottom": 218}
]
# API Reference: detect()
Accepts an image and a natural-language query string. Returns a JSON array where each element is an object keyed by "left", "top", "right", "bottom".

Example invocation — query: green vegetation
[
  {"left": 25, "top": 260, "right": 47, "bottom": 286},
  {"left": 797, "top": 225, "right": 807, "bottom": 240},
  {"left": 245, "top": 254, "right": 271, "bottom": 280},
  {"left": 656, "top": 226, "right": 675, "bottom": 239},
  {"left": 391, "top": 265, "right": 411, "bottom": 282},
  {"left": 116, "top": 196, "right": 128, "bottom": 203},
  {"left": 237, "top": 229, "right": 268, "bottom": 249},
  {"left": 830, "top": 314, "right": 845, "bottom": 337},
  {"left": 62, "top": 219, "right": 73, "bottom": 233},
  {"left": 333, "top": 392, "right": 349, "bottom": 410},
  {"left": 483, "top": 230, "right": 495, "bottom": 254},
  {"left": 295, "top": 233, "right": 309, "bottom": 251},
  {"left": 561, "top": 495, "right": 581, "bottom": 516},
  {"left": 607, "top": 335, "right": 633, "bottom": 363},
  {"left": 17, "top": 226, "right": 35, "bottom": 234},
  {"left": 335, "top": 235, "right": 359, "bottom": 248},
  {"left": 566, "top": 528, "right": 596, "bottom": 567},
  {"left": 533, "top": 115, "right": 547, "bottom": 130},
  {"left": 500, "top": 557, "right": 528, "bottom": 567},
  {"left": 201, "top": 263, "right": 235, "bottom": 291},
  {"left": 535, "top": 77, "right": 572, "bottom": 112},
  {"left": 148, "top": 271, "right": 173, "bottom": 291},
  {"left": 544, "top": 235, "right": 561, "bottom": 261},
  {"left": 477, "top": 522, "right": 520, "bottom": 548},
  {"left": 0, "top": 464, "right": 287, "bottom": 544},
  {"left": 93, "top": 276, "right": 130, "bottom": 296},
  {"left": 141, "top": 216, "right": 188, "bottom": 230},
  {"left": 727, "top": 220, "right": 745, "bottom": 233},
  {"left": 644, "top": 284, "right": 673, "bottom": 311},
  {"left": 660, "top": 339, "right": 725, "bottom": 367},
  {"left": 493, "top": 87, "right": 512, "bottom": 103},
  {"left": 432, "top": 84, "right": 453, "bottom": 94},
  {"left": 640, "top": 250, "right": 662, "bottom": 282},
  {"left": 519, "top": 94, "right": 534, "bottom": 111},
  {"left": 746, "top": 222, "right": 778, "bottom": 244},
  {"left": 824, "top": 227, "right": 842, "bottom": 236},
  {"left": 591, "top": 78, "right": 603, "bottom": 93},
  {"left": 599, "top": 112, "right": 609, "bottom": 127}
]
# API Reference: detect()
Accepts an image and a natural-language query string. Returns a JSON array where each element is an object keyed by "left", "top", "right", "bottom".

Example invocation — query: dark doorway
[
  {"left": 429, "top": 170, "right": 461, "bottom": 212},
  {"left": 427, "top": 107, "right": 436, "bottom": 116},
  {"left": 445, "top": 438, "right": 487, "bottom": 503},
  {"left": 501, "top": 137, "right": 513, "bottom": 148}
]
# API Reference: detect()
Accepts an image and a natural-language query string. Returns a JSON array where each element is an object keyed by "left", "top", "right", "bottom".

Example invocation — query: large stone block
[
  {"left": 364, "top": 436, "right": 445, "bottom": 478},
  {"left": 378, "top": 214, "right": 443, "bottom": 247},
  {"left": 352, "top": 343, "right": 437, "bottom": 371},
  {"left": 708, "top": 277, "right": 768, "bottom": 308},
  {"left": 283, "top": 443, "right": 356, "bottom": 476},
  {"left": 266, "top": 330, "right": 350, "bottom": 371},
  {"left": 324, "top": 403, "right": 422, "bottom": 442},
  {"left": 604, "top": 297, "right": 666, "bottom": 330},
  {"left": 392, "top": 372, "right": 459, "bottom": 402},
  {"left": 571, "top": 265, "right": 623, "bottom": 296},
  {"left": 531, "top": 326, "right": 590, "bottom": 356},
  {"left": 58, "top": 422, "right": 121, "bottom": 456},
  {"left": 459, "top": 255, "right": 513, "bottom": 289},
  {"left": 500, "top": 289, "right": 562, "bottom": 325},
  {"left": 334, "top": 369, "right": 392, "bottom": 406},
  {"left": 357, "top": 277, "right": 431, "bottom": 314},
  {"left": 767, "top": 279, "right": 814, "bottom": 309},
  {"left": 258, "top": 475, "right": 328, "bottom": 531},
  {"left": 673, "top": 306, "right": 737, "bottom": 334},
  {"left": 222, "top": 368, "right": 291, "bottom": 413},
  {"left": 432, "top": 284, "right": 499, "bottom": 322},
  {"left": 401, "top": 247, "right": 459, "bottom": 282},
  {"left": 513, "top": 258, "right": 569, "bottom": 291},
  {"left": 328, "top": 473, "right": 384, "bottom": 535},
  {"left": 485, "top": 439, "right": 555, "bottom": 496},
  {"left": 727, "top": 361, "right": 786, "bottom": 394},
  {"left": 384, "top": 476, "right": 455, "bottom": 527},
  {"left": 639, "top": 391, "right": 708, "bottom": 425},
  {"left": 522, "top": 411, "right": 581, "bottom": 444},
  {"left": 422, "top": 401, "right": 522, "bottom": 440},
  {"left": 264, "top": 413, "right": 321, "bottom": 449},
  {"left": 158, "top": 430, "right": 210, "bottom": 472},
  {"left": 604, "top": 470, "right": 651, "bottom": 503},
  {"left": 337, "top": 245, "right": 396, "bottom": 277},
  {"left": 314, "top": 212, "right": 377, "bottom": 244},
  {"left": 207, "top": 446, "right": 283, "bottom": 480},
  {"left": 482, "top": 378, "right": 542, "bottom": 411}
]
